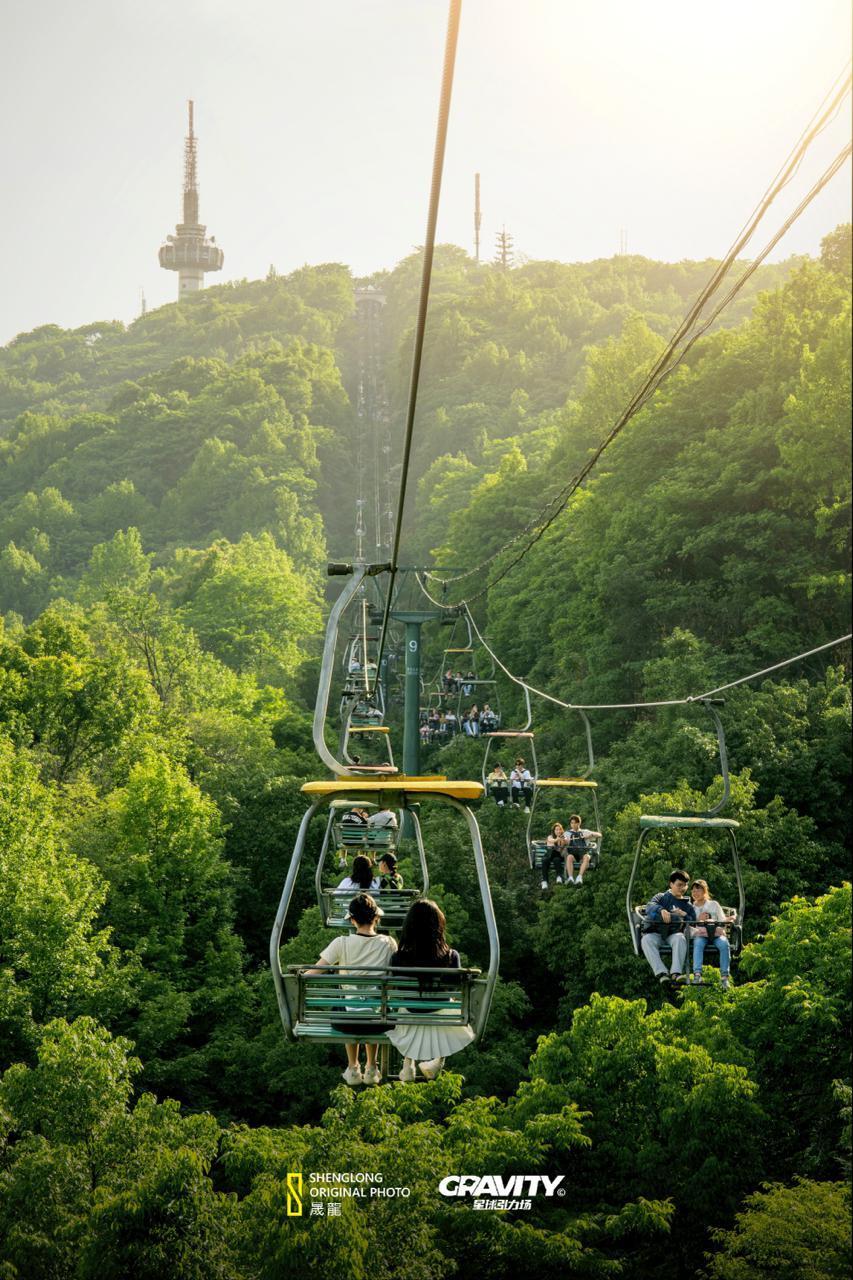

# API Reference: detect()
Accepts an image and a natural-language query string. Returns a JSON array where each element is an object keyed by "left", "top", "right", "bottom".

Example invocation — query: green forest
[{"left": 0, "top": 230, "right": 850, "bottom": 1278}]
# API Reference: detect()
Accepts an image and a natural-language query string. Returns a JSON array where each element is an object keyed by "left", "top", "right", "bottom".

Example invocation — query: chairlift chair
[
  {"left": 626, "top": 699, "right": 745, "bottom": 965},
  {"left": 525, "top": 709, "right": 603, "bottom": 872},
  {"left": 482, "top": 686, "right": 537, "bottom": 803},
  {"left": 271, "top": 777, "right": 498, "bottom": 1046},
  {"left": 316, "top": 797, "right": 430, "bottom": 931}
]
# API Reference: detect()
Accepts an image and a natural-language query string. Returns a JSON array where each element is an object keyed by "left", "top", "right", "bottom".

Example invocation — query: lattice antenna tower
[{"left": 494, "top": 226, "right": 514, "bottom": 270}]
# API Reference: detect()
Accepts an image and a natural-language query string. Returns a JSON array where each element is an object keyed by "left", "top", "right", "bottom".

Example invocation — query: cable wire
[
  {"left": 371, "top": 0, "right": 462, "bottom": 684},
  {"left": 416, "top": 575, "right": 851, "bottom": 712},
  {"left": 425, "top": 64, "right": 852, "bottom": 601}
]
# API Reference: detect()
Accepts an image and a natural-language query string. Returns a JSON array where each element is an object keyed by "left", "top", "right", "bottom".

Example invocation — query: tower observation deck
[{"left": 158, "top": 101, "right": 223, "bottom": 298}]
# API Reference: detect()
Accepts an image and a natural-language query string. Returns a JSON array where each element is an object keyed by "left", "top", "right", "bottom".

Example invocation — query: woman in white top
[
  {"left": 689, "top": 878, "right": 731, "bottom": 988},
  {"left": 337, "top": 853, "right": 381, "bottom": 893},
  {"left": 308, "top": 893, "right": 397, "bottom": 1085},
  {"left": 510, "top": 759, "right": 533, "bottom": 811}
]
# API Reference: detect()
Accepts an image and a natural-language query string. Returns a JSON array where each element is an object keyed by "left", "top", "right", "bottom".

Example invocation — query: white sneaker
[
  {"left": 566, "top": 875, "right": 576, "bottom": 884},
  {"left": 524, "top": 806, "right": 530, "bottom": 814},
  {"left": 555, "top": 876, "right": 563, "bottom": 884},
  {"left": 399, "top": 1058, "right": 416, "bottom": 1083},
  {"left": 541, "top": 880, "right": 549, "bottom": 891},
  {"left": 342, "top": 1065, "right": 363, "bottom": 1086},
  {"left": 576, "top": 875, "right": 583, "bottom": 885},
  {"left": 419, "top": 1057, "right": 445, "bottom": 1079},
  {"left": 362, "top": 1065, "right": 382, "bottom": 1086}
]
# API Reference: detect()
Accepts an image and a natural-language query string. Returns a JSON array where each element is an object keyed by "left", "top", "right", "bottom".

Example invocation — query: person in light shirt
[
  {"left": 689, "top": 878, "right": 732, "bottom": 988},
  {"left": 307, "top": 893, "right": 396, "bottom": 1086},
  {"left": 564, "top": 814, "right": 602, "bottom": 885},
  {"left": 510, "top": 759, "right": 533, "bottom": 811}
]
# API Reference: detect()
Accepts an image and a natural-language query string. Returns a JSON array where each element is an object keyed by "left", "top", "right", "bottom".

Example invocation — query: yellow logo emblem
[{"left": 287, "top": 1172, "right": 303, "bottom": 1217}]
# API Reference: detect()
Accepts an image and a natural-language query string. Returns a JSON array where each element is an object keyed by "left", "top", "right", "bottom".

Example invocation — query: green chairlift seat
[{"left": 283, "top": 965, "right": 484, "bottom": 1044}]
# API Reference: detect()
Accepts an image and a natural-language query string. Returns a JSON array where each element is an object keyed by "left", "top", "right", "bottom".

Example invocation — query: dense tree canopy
[{"left": 0, "top": 238, "right": 849, "bottom": 1276}]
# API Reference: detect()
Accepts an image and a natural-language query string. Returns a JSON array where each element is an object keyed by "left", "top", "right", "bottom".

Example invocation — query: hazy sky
[{"left": 1, "top": 0, "right": 850, "bottom": 344}]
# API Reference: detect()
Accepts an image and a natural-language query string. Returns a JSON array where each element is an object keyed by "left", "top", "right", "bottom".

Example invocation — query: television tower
[{"left": 158, "top": 101, "right": 224, "bottom": 298}]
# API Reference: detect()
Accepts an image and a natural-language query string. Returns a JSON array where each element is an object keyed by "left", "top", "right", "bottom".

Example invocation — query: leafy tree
[{"left": 707, "top": 1179, "right": 851, "bottom": 1280}]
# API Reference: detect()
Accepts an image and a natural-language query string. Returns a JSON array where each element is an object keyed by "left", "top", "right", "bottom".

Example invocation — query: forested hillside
[{"left": 0, "top": 233, "right": 849, "bottom": 1279}]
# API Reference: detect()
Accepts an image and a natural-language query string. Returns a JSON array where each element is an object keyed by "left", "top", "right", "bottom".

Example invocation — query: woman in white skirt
[{"left": 387, "top": 899, "right": 475, "bottom": 1081}]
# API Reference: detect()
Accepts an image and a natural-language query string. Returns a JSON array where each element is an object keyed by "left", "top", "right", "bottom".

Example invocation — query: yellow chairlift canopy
[{"left": 303, "top": 777, "right": 483, "bottom": 801}]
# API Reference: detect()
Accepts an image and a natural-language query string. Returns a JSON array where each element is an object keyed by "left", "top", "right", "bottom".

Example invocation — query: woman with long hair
[
  {"left": 689, "top": 878, "right": 732, "bottom": 988},
  {"left": 337, "top": 853, "right": 380, "bottom": 892},
  {"left": 387, "top": 899, "right": 475, "bottom": 1081}
]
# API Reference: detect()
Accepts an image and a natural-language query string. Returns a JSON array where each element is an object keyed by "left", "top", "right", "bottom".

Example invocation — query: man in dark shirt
[{"left": 641, "top": 869, "right": 696, "bottom": 985}]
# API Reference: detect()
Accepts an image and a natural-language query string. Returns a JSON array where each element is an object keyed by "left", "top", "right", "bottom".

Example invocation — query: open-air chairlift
[
  {"left": 481, "top": 686, "right": 537, "bottom": 803},
  {"left": 317, "top": 796, "right": 429, "bottom": 930},
  {"left": 526, "top": 709, "right": 603, "bottom": 874},
  {"left": 271, "top": 777, "right": 498, "bottom": 1048},
  {"left": 625, "top": 698, "right": 745, "bottom": 968},
  {"left": 270, "top": 562, "right": 500, "bottom": 1053}
]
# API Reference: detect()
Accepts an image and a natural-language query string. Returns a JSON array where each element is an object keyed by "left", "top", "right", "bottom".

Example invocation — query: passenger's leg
[
  {"left": 345, "top": 1043, "right": 360, "bottom": 1068},
  {"left": 692, "top": 933, "right": 708, "bottom": 976},
  {"left": 641, "top": 932, "right": 669, "bottom": 978},
  {"left": 715, "top": 934, "right": 731, "bottom": 975},
  {"left": 669, "top": 932, "right": 687, "bottom": 976}
]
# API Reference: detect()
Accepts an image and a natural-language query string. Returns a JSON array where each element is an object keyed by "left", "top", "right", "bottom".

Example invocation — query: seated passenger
[
  {"left": 540, "top": 822, "right": 568, "bottom": 891},
  {"left": 342, "top": 807, "right": 370, "bottom": 826},
  {"left": 462, "top": 671, "right": 475, "bottom": 696},
  {"left": 480, "top": 704, "right": 498, "bottom": 732},
  {"left": 378, "top": 852, "right": 404, "bottom": 890},
  {"left": 444, "top": 710, "right": 458, "bottom": 734},
  {"left": 640, "top": 870, "right": 696, "bottom": 986},
  {"left": 510, "top": 758, "right": 533, "bottom": 811},
  {"left": 386, "top": 899, "right": 475, "bottom": 1081},
  {"left": 338, "top": 853, "right": 381, "bottom": 893},
  {"left": 689, "top": 878, "right": 732, "bottom": 988},
  {"left": 420, "top": 722, "right": 431, "bottom": 742},
  {"left": 307, "top": 892, "right": 397, "bottom": 1086},
  {"left": 486, "top": 763, "right": 509, "bottom": 806},
  {"left": 466, "top": 705, "right": 480, "bottom": 737},
  {"left": 564, "top": 814, "right": 603, "bottom": 885},
  {"left": 368, "top": 807, "right": 398, "bottom": 830}
]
